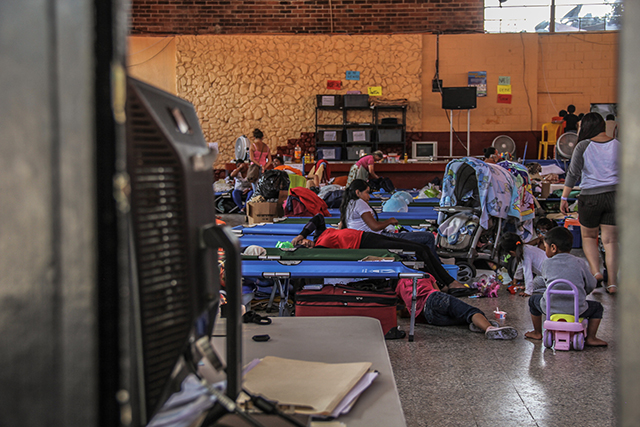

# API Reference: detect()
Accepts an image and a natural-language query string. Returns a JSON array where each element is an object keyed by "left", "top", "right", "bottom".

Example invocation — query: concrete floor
[
  {"left": 388, "top": 266, "right": 616, "bottom": 427},
  {"left": 221, "top": 213, "right": 616, "bottom": 427}
]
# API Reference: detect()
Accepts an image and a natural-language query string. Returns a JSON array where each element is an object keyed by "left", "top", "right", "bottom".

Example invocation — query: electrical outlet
[{"left": 432, "top": 79, "right": 442, "bottom": 92}]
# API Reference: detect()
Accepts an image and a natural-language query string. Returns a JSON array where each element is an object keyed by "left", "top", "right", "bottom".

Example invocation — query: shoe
[
  {"left": 469, "top": 320, "right": 499, "bottom": 333},
  {"left": 242, "top": 311, "right": 272, "bottom": 325},
  {"left": 384, "top": 327, "right": 406, "bottom": 340},
  {"left": 448, "top": 287, "right": 477, "bottom": 298},
  {"left": 485, "top": 326, "right": 518, "bottom": 340}
]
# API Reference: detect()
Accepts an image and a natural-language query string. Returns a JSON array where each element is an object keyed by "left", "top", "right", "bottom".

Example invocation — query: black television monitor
[
  {"left": 442, "top": 87, "right": 477, "bottom": 110},
  {"left": 123, "top": 77, "right": 242, "bottom": 425}
]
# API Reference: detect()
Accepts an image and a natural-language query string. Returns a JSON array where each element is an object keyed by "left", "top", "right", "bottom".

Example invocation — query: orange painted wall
[
  {"left": 127, "top": 37, "right": 177, "bottom": 95},
  {"left": 537, "top": 32, "right": 618, "bottom": 124},
  {"left": 127, "top": 32, "right": 618, "bottom": 149},
  {"left": 421, "top": 33, "right": 539, "bottom": 133}
]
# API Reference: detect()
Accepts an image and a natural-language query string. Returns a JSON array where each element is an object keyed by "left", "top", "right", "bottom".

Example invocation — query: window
[{"left": 485, "top": 0, "right": 622, "bottom": 33}]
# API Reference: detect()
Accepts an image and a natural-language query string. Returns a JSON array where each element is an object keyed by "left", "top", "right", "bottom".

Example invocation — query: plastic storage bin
[
  {"left": 343, "top": 94, "right": 370, "bottom": 108},
  {"left": 347, "top": 145, "right": 371, "bottom": 160},
  {"left": 347, "top": 128, "right": 371, "bottom": 143},
  {"left": 563, "top": 218, "right": 582, "bottom": 248},
  {"left": 317, "top": 146, "right": 342, "bottom": 160},
  {"left": 317, "top": 129, "right": 343, "bottom": 143},
  {"left": 377, "top": 128, "right": 402, "bottom": 142},
  {"left": 316, "top": 94, "right": 342, "bottom": 108}
]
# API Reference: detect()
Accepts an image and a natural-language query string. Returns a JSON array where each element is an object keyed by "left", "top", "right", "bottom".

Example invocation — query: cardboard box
[
  {"left": 541, "top": 182, "right": 551, "bottom": 198},
  {"left": 246, "top": 190, "right": 288, "bottom": 224},
  {"left": 247, "top": 202, "right": 284, "bottom": 225}
]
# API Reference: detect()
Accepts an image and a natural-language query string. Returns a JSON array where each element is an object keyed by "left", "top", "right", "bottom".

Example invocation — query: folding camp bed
[
  {"left": 242, "top": 258, "right": 426, "bottom": 341},
  {"left": 232, "top": 223, "right": 429, "bottom": 236},
  {"left": 272, "top": 216, "right": 438, "bottom": 227},
  {"left": 326, "top": 207, "right": 439, "bottom": 221},
  {"left": 370, "top": 198, "right": 440, "bottom": 207}
]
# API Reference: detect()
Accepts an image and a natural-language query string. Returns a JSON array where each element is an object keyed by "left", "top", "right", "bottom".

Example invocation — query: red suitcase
[{"left": 295, "top": 284, "right": 401, "bottom": 338}]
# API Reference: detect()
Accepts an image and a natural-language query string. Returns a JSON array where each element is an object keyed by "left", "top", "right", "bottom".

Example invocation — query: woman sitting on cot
[
  {"left": 291, "top": 214, "right": 470, "bottom": 294},
  {"left": 340, "top": 179, "right": 437, "bottom": 256}
]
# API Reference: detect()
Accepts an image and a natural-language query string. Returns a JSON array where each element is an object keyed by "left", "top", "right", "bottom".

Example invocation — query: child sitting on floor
[
  {"left": 527, "top": 217, "right": 558, "bottom": 250},
  {"left": 395, "top": 275, "right": 518, "bottom": 340},
  {"left": 524, "top": 227, "right": 607, "bottom": 346},
  {"left": 498, "top": 232, "right": 546, "bottom": 297}
]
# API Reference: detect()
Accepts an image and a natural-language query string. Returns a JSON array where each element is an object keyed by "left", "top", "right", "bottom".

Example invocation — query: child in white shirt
[{"left": 498, "top": 232, "right": 546, "bottom": 297}]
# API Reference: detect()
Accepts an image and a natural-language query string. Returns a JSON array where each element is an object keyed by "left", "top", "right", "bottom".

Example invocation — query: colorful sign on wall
[
  {"left": 327, "top": 80, "right": 342, "bottom": 90},
  {"left": 468, "top": 71, "right": 487, "bottom": 97}
]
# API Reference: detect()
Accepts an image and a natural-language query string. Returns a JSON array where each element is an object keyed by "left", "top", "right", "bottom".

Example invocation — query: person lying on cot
[
  {"left": 395, "top": 276, "right": 518, "bottom": 340},
  {"left": 291, "top": 214, "right": 470, "bottom": 295}
]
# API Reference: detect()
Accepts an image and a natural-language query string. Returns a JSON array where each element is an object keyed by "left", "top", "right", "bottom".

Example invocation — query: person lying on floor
[
  {"left": 291, "top": 213, "right": 471, "bottom": 295},
  {"left": 395, "top": 275, "right": 518, "bottom": 340}
]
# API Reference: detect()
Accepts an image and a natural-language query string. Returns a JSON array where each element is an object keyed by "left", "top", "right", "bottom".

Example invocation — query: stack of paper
[{"left": 241, "top": 356, "right": 376, "bottom": 417}]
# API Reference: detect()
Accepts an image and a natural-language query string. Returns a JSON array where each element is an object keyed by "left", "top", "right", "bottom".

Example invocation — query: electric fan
[
  {"left": 235, "top": 135, "right": 250, "bottom": 161},
  {"left": 555, "top": 131, "right": 578, "bottom": 161},
  {"left": 492, "top": 135, "right": 517, "bottom": 157}
]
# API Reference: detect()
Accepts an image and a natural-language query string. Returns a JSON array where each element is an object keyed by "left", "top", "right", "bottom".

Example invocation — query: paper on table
[
  {"left": 242, "top": 356, "right": 372, "bottom": 415},
  {"left": 331, "top": 371, "right": 378, "bottom": 418}
]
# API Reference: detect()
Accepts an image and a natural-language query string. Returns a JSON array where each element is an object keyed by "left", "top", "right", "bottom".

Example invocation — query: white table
[{"left": 207, "top": 316, "right": 406, "bottom": 427}]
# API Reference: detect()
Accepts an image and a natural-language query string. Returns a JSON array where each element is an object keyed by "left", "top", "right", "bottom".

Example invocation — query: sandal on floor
[
  {"left": 242, "top": 310, "right": 272, "bottom": 325},
  {"left": 605, "top": 284, "right": 617, "bottom": 294},
  {"left": 594, "top": 273, "right": 604, "bottom": 287},
  {"left": 384, "top": 327, "right": 406, "bottom": 340},
  {"left": 448, "top": 287, "right": 478, "bottom": 298}
]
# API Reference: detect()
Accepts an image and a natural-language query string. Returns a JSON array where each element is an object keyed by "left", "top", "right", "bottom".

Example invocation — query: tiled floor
[
  {"left": 222, "top": 214, "right": 616, "bottom": 427},
  {"left": 387, "top": 261, "right": 616, "bottom": 427}
]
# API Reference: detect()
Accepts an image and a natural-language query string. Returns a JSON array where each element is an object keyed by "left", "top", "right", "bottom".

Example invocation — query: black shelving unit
[
  {"left": 373, "top": 105, "right": 407, "bottom": 155},
  {"left": 315, "top": 96, "right": 407, "bottom": 160},
  {"left": 315, "top": 98, "right": 374, "bottom": 160}
]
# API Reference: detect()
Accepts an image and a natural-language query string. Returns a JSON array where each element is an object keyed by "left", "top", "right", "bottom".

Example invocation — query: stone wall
[{"left": 176, "top": 34, "right": 422, "bottom": 165}]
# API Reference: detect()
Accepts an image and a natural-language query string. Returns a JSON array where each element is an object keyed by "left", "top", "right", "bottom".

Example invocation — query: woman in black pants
[{"left": 291, "top": 214, "right": 470, "bottom": 293}]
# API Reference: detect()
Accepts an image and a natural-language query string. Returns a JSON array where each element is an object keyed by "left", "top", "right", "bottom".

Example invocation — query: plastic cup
[{"left": 494, "top": 310, "right": 507, "bottom": 320}]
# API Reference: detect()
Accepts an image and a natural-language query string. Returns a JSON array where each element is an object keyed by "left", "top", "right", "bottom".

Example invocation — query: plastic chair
[{"left": 538, "top": 122, "right": 563, "bottom": 159}]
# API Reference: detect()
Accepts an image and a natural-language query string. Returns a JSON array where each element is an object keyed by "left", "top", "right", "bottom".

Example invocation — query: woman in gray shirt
[{"left": 560, "top": 112, "right": 619, "bottom": 294}]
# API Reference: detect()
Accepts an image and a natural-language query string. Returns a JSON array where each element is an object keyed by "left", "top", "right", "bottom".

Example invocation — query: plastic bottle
[
  {"left": 403, "top": 153, "right": 408, "bottom": 163},
  {"left": 294, "top": 145, "right": 302, "bottom": 163}
]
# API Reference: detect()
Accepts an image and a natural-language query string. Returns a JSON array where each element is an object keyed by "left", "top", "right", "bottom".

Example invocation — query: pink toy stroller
[{"left": 543, "top": 279, "right": 588, "bottom": 351}]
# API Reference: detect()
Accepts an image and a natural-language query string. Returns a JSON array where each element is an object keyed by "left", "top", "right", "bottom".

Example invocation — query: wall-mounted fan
[
  {"left": 492, "top": 135, "right": 517, "bottom": 157},
  {"left": 235, "top": 135, "right": 250, "bottom": 161},
  {"left": 555, "top": 131, "right": 578, "bottom": 161}
]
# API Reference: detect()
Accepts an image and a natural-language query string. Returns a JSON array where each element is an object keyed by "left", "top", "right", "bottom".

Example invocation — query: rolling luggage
[{"left": 295, "top": 284, "right": 404, "bottom": 339}]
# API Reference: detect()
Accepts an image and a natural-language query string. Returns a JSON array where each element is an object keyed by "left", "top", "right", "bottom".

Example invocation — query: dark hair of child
[
  {"left": 606, "top": 114, "right": 615, "bottom": 121},
  {"left": 535, "top": 217, "right": 557, "bottom": 233},
  {"left": 577, "top": 112, "right": 606, "bottom": 142},
  {"left": 559, "top": 109, "right": 567, "bottom": 117},
  {"left": 483, "top": 146, "right": 497, "bottom": 159},
  {"left": 339, "top": 179, "right": 378, "bottom": 227},
  {"left": 543, "top": 227, "right": 574, "bottom": 253},
  {"left": 274, "top": 155, "right": 284, "bottom": 165},
  {"left": 567, "top": 104, "right": 576, "bottom": 114},
  {"left": 235, "top": 159, "right": 245, "bottom": 165},
  {"left": 498, "top": 232, "right": 525, "bottom": 264},
  {"left": 253, "top": 128, "right": 264, "bottom": 139}
]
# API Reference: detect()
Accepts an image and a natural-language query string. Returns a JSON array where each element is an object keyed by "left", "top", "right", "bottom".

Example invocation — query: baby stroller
[{"left": 435, "top": 158, "right": 534, "bottom": 283}]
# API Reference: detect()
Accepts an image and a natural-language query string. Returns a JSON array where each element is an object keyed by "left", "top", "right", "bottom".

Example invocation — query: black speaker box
[{"left": 442, "top": 87, "right": 477, "bottom": 110}]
